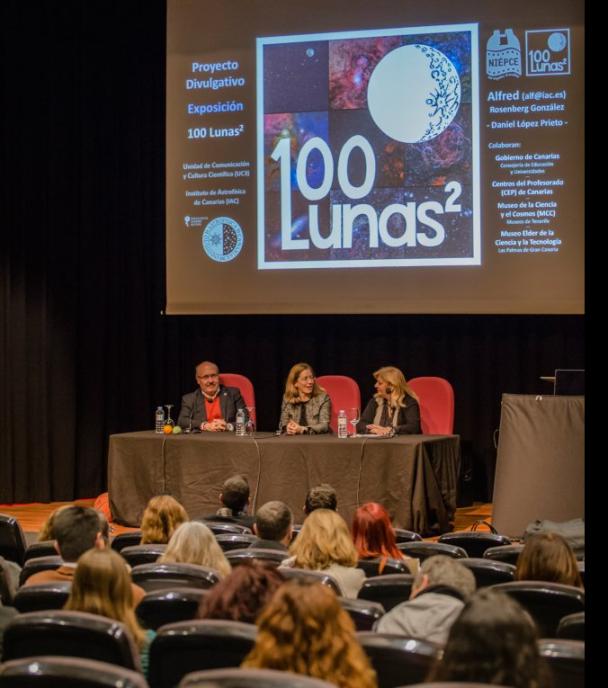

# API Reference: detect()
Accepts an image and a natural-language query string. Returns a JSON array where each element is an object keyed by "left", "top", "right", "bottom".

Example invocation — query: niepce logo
[
  {"left": 202, "top": 217, "right": 244, "bottom": 262},
  {"left": 486, "top": 29, "right": 522, "bottom": 80}
]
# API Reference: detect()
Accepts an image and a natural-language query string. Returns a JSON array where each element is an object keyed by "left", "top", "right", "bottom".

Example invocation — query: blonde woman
[
  {"left": 281, "top": 509, "right": 364, "bottom": 597},
  {"left": 158, "top": 521, "right": 231, "bottom": 578},
  {"left": 357, "top": 366, "right": 421, "bottom": 435},
  {"left": 279, "top": 363, "right": 331, "bottom": 435},
  {"left": 243, "top": 580, "right": 377, "bottom": 688},
  {"left": 140, "top": 495, "right": 188, "bottom": 544},
  {"left": 64, "top": 548, "right": 154, "bottom": 676}
]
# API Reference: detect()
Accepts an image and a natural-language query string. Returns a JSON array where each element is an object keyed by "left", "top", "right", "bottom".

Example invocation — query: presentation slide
[{"left": 166, "top": 0, "right": 584, "bottom": 314}]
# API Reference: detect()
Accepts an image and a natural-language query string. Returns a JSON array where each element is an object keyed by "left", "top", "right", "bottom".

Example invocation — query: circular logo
[
  {"left": 367, "top": 44, "right": 461, "bottom": 143},
  {"left": 202, "top": 216, "right": 244, "bottom": 262}
]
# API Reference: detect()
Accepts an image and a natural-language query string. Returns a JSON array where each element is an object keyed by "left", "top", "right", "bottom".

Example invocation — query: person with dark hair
[
  {"left": 516, "top": 532, "right": 583, "bottom": 588},
  {"left": 352, "top": 502, "right": 418, "bottom": 575},
  {"left": 251, "top": 501, "right": 293, "bottom": 551},
  {"left": 376, "top": 555, "right": 475, "bottom": 644},
  {"left": 304, "top": 484, "right": 337, "bottom": 515},
  {"left": 198, "top": 475, "right": 254, "bottom": 528},
  {"left": 279, "top": 363, "right": 331, "bottom": 435},
  {"left": 140, "top": 495, "right": 188, "bottom": 544},
  {"left": 198, "top": 560, "right": 285, "bottom": 624},
  {"left": 427, "top": 588, "right": 549, "bottom": 688},
  {"left": 243, "top": 579, "right": 377, "bottom": 688}
]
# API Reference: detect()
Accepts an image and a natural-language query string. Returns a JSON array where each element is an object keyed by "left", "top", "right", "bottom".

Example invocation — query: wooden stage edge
[{"left": 0, "top": 500, "right": 493, "bottom": 540}]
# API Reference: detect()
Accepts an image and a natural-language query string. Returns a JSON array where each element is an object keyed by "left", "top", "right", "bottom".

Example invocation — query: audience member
[
  {"left": 198, "top": 474, "right": 254, "bottom": 528},
  {"left": 427, "top": 588, "right": 549, "bottom": 688},
  {"left": 281, "top": 509, "right": 364, "bottom": 598},
  {"left": 158, "top": 521, "right": 231, "bottom": 577},
  {"left": 376, "top": 554, "right": 476, "bottom": 644},
  {"left": 198, "top": 560, "right": 285, "bottom": 624},
  {"left": 516, "top": 532, "right": 583, "bottom": 588},
  {"left": 279, "top": 363, "right": 331, "bottom": 435},
  {"left": 251, "top": 501, "right": 293, "bottom": 551},
  {"left": 64, "top": 548, "right": 154, "bottom": 676},
  {"left": 352, "top": 502, "right": 419, "bottom": 575},
  {"left": 140, "top": 495, "right": 188, "bottom": 544},
  {"left": 303, "top": 483, "right": 337, "bottom": 516},
  {"left": 243, "top": 579, "right": 377, "bottom": 688},
  {"left": 37, "top": 504, "right": 70, "bottom": 542}
]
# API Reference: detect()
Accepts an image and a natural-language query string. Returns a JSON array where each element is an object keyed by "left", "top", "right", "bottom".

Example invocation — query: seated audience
[
  {"left": 251, "top": 501, "right": 293, "bottom": 551},
  {"left": 281, "top": 509, "right": 364, "bottom": 598},
  {"left": 64, "top": 548, "right": 154, "bottom": 676},
  {"left": 515, "top": 532, "right": 583, "bottom": 588},
  {"left": 198, "top": 560, "right": 285, "bottom": 624},
  {"left": 357, "top": 366, "right": 421, "bottom": 435},
  {"left": 279, "top": 363, "right": 331, "bottom": 435},
  {"left": 140, "top": 495, "right": 188, "bottom": 544},
  {"left": 37, "top": 504, "right": 70, "bottom": 541},
  {"left": 303, "top": 483, "right": 337, "bottom": 516},
  {"left": 352, "top": 502, "right": 419, "bottom": 575},
  {"left": 243, "top": 579, "right": 377, "bottom": 688},
  {"left": 376, "top": 554, "right": 475, "bottom": 644},
  {"left": 158, "top": 521, "right": 231, "bottom": 577},
  {"left": 427, "top": 588, "right": 550, "bottom": 688},
  {"left": 197, "top": 474, "right": 254, "bottom": 528}
]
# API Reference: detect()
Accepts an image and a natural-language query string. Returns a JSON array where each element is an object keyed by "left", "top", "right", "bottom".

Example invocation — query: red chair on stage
[
  {"left": 219, "top": 373, "right": 256, "bottom": 422},
  {"left": 316, "top": 375, "right": 361, "bottom": 434},
  {"left": 407, "top": 376, "right": 455, "bottom": 435}
]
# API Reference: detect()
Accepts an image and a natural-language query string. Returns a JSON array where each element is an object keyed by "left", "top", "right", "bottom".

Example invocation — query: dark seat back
[
  {"left": 339, "top": 597, "right": 385, "bottom": 631},
  {"left": 277, "top": 567, "right": 342, "bottom": 595},
  {"left": 196, "top": 520, "right": 252, "bottom": 535},
  {"left": 110, "top": 531, "right": 142, "bottom": 552},
  {"left": 438, "top": 532, "right": 511, "bottom": 557},
  {"left": 3, "top": 610, "right": 140, "bottom": 670},
  {"left": 357, "top": 558, "right": 411, "bottom": 577},
  {"left": 19, "top": 556, "right": 64, "bottom": 586},
  {"left": 458, "top": 558, "right": 516, "bottom": 588},
  {"left": 483, "top": 543, "right": 524, "bottom": 565},
  {"left": 131, "top": 563, "right": 220, "bottom": 592},
  {"left": 491, "top": 581, "right": 585, "bottom": 637},
  {"left": 225, "top": 548, "right": 286, "bottom": 567},
  {"left": 148, "top": 619, "right": 257, "bottom": 688},
  {"left": 13, "top": 582, "right": 72, "bottom": 613},
  {"left": 0, "top": 514, "right": 28, "bottom": 566},
  {"left": 120, "top": 544, "right": 166, "bottom": 567},
  {"left": 357, "top": 574, "right": 414, "bottom": 612},
  {"left": 215, "top": 533, "right": 258, "bottom": 551},
  {"left": 393, "top": 529, "right": 423, "bottom": 543},
  {"left": 179, "top": 667, "right": 337, "bottom": 687},
  {"left": 0, "top": 655, "right": 149, "bottom": 687},
  {"left": 357, "top": 632, "right": 441, "bottom": 688},
  {"left": 556, "top": 611, "right": 584, "bottom": 640},
  {"left": 24, "top": 541, "right": 58, "bottom": 562},
  {"left": 397, "top": 542, "right": 467, "bottom": 561},
  {"left": 136, "top": 587, "right": 208, "bottom": 630},
  {"left": 538, "top": 639, "right": 584, "bottom": 688}
]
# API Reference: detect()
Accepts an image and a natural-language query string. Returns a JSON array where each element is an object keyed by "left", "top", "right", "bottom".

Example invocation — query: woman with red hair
[{"left": 352, "top": 502, "right": 419, "bottom": 575}]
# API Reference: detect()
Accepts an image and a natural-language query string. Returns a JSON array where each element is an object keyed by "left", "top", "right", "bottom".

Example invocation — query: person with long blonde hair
[
  {"left": 243, "top": 579, "right": 377, "bottom": 688},
  {"left": 281, "top": 508, "right": 364, "bottom": 597},
  {"left": 140, "top": 494, "right": 188, "bottom": 544},
  {"left": 279, "top": 362, "right": 331, "bottom": 435},
  {"left": 158, "top": 521, "right": 231, "bottom": 577},
  {"left": 357, "top": 366, "right": 420, "bottom": 435},
  {"left": 64, "top": 548, "right": 154, "bottom": 676}
]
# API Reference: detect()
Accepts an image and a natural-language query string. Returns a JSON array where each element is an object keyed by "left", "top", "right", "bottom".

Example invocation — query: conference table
[{"left": 108, "top": 431, "right": 460, "bottom": 535}]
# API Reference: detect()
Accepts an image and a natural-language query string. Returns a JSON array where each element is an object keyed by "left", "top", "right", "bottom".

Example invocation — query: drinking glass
[
  {"left": 164, "top": 404, "right": 175, "bottom": 427},
  {"left": 349, "top": 407, "right": 360, "bottom": 436},
  {"left": 246, "top": 406, "right": 256, "bottom": 436}
]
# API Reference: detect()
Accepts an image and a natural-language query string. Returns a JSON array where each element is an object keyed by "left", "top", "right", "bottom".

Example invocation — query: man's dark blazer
[{"left": 177, "top": 385, "right": 247, "bottom": 430}]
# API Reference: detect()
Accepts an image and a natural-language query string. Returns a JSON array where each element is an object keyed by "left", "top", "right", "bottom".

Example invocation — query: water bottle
[
  {"left": 155, "top": 406, "right": 165, "bottom": 434},
  {"left": 337, "top": 409, "right": 348, "bottom": 438},
  {"left": 235, "top": 408, "right": 246, "bottom": 436}
]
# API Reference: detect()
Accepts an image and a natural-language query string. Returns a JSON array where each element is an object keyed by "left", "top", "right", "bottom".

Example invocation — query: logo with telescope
[{"left": 202, "top": 216, "right": 244, "bottom": 262}]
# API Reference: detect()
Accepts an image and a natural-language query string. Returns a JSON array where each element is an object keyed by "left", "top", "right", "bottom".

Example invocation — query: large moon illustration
[{"left": 367, "top": 44, "right": 461, "bottom": 143}]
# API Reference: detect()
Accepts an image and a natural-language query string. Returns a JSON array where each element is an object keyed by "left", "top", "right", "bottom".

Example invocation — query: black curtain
[{"left": 0, "top": 1, "right": 584, "bottom": 505}]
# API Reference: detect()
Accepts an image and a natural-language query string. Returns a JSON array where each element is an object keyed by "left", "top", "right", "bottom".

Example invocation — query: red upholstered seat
[
  {"left": 219, "top": 373, "right": 256, "bottom": 421},
  {"left": 316, "top": 375, "right": 361, "bottom": 434},
  {"left": 407, "top": 376, "right": 455, "bottom": 434}
]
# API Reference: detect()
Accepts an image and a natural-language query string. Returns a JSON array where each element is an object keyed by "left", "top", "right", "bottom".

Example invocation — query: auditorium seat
[
  {"left": 110, "top": 531, "right": 143, "bottom": 552},
  {"left": 315, "top": 375, "right": 361, "bottom": 434},
  {"left": 0, "top": 513, "right": 28, "bottom": 566},
  {"left": 458, "top": 558, "right": 516, "bottom": 588},
  {"left": 538, "top": 639, "right": 584, "bottom": 688},
  {"left": 0, "top": 656, "right": 149, "bottom": 687},
  {"left": 131, "top": 563, "right": 221, "bottom": 591},
  {"left": 195, "top": 520, "right": 253, "bottom": 535},
  {"left": 148, "top": 619, "right": 257, "bottom": 688},
  {"left": 24, "top": 540, "right": 59, "bottom": 562},
  {"left": 178, "top": 667, "right": 337, "bottom": 687},
  {"left": 3, "top": 610, "right": 141, "bottom": 670},
  {"left": 215, "top": 533, "right": 258, "bottom": 551},
  {"left": 136, "top": 587, "right": 208, "bottom": 630},
  {"left": 393, "top": 528, "right": 423, "bottom": 543},
  {"left": 225, "top": 548, "right": 286, "bottom": 567},
  {"left": 483, "top": 543, "right": 524, "bottom": 565},
  {"left": 277, "top": 567, "right": 342, "bottom": 595},
  {"left": 491, "top": 581, "right": 585, "bottom": 637},
  {"left": 120, "top": 544, "right": 167, "bottom": 567},
  {"left": 357, "top": 557, "right": 412, "bottom": 577},
  {"left": 339, "top": 597, "right": 385, "bottom": 631},
  {"left": 1, "top": 556, "right": 19, "bottom": 604},
  {"left": 19, "top": 556, "right": 64, "bottom": 586},
  {"left": 357, "top": 632, "right": 441, "bottom": 687},
  {"left": 357, "top": 574, "right": 414, "bottom": 612},
  {"left": 438, "top": 531, "right": 511, "bottom": 557},
  {"left": 397, "top": 541, "right": 467, "bottom": 562},
  {"left": 556, "top": 611, "right": 584, "bottom": 640},
  {"left": 219, "top": 374, "right": 256, "bottom": 418},
  {"left": 407, "top": 377, "right": 455, "bottom": 435},
  {"left": 13, "top": 582, "right": 72, "bottom": 613}
]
